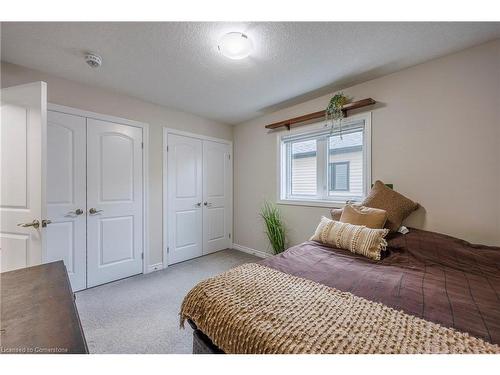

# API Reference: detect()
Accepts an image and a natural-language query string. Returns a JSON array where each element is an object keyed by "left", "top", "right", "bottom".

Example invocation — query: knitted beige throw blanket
[{"left": 180, "top": 263, "right": 499, "bottom": 354}]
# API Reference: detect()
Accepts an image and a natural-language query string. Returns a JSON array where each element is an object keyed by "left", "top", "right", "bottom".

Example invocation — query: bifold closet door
[
  {"left": 167, "top": 134, "right": 203, "bottom": 265},
  {"left": 86, "top": 118, "right": 143, "bottom": 287},
  {"left": 45, "top": 111, "right": 87, "bottom": 291},
  {"left": 202, "top": 140, "right": 231, "bottom": 254}
]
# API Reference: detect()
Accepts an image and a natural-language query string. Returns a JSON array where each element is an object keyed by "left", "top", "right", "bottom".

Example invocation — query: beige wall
[
  {"left": 234, "top": 39, "right": 500, "bottom": 253},
  {"left": 1, "top": 61, "right": 233, "bottom": 266}
]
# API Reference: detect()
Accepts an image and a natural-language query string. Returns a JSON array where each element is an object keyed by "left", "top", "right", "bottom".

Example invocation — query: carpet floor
[{"left": 75, "top": 249, "right": 259, "bottom": 353}]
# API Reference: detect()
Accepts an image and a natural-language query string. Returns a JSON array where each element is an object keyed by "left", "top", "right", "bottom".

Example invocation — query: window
[
  {"left": 279, "top": 114, "right": 371, "bottom": 206},
  {"left": 330, "top": 162, "right": 349, "bottom": 191}
]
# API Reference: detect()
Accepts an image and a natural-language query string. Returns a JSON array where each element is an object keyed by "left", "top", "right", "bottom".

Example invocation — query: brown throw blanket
[{"left": 180, "top": 263, "right": 500, "bottom": 354}]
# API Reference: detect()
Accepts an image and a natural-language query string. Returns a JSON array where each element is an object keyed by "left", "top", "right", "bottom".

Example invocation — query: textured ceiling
[{"left": 1, "top": 22, "right": 499, "bottom": 124}]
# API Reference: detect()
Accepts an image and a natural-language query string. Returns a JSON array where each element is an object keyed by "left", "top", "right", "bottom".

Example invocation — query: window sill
[{"left": 276, "top": 199, "right": 353, "bottom": 209}]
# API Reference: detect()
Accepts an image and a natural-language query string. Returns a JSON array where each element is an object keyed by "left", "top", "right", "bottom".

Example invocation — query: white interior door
[
  {"left": 167, "top": 134, "right": 203, "bottom": 265},
  {"left": 86, "top": 118, "right": 143, "bottom": 287},
  {"left": 0, "top": 82, "right": 47, "bottom": 273},
  {"left": 45, "top": 110, "right": 86, "bottom": 291},
  {"left": 202, "top": 140, "right": 231, "bottom": 254}
]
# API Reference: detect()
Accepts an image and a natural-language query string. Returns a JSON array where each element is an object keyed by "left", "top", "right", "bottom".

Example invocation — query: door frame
[
  {"left": 162, "top": 128, "right": 233, "bottom": 268},
  {"left": 47, "top": 104, "right": 150, "bottom": 275}
]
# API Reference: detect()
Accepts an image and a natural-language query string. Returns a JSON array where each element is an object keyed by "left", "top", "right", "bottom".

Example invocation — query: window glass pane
[
  {"left": 330, "top": 162, "right": 349, "bottom": 191},
  {"left": 328, "top": 130, "right": 363, "bottom": 198},
  {"left": 291, "top": 139, "right": 317, "bottom": 196}
]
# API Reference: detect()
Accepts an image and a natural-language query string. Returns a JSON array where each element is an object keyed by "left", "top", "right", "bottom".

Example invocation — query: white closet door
[
  {"left": 0, "top": 82, "right": 46, "bottom": 272},
  {"left": 45, "top": 110, "right": 86, "bottom": 291},
  {"left": 202, "top": 140, "right": 231, "bottom": 254},
  {"left": 167, "top": 134, "right": 203, "bottom": 265},
  {"left": 86, "top": 118, "right": 143, "bottom": 287}
]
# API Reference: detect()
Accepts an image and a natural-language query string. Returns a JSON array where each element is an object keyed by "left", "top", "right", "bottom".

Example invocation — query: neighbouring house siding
[
  {"left": 291, "top": 150, "right": 363, "bottom": 199},
  {"left": 291, "top": 156, "right": 317, "bottom": 195},
  {"left": 329, "top": 150, "right": 363, "bottom": 199}
]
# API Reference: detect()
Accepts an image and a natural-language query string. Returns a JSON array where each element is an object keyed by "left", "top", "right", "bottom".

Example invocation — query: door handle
[
  {"left": 71, "top": 208, "right": 84, "bottom": 215},
  {"left": 203, "top": 202, "right": 212, "bottom": 207},
  {"left": 195, "top": 202, "right": 201, "bottom": 207},
  {"left": 89, "top": 208, "right": 103, "bottom": 215},
  {"left": 42, "top": 219, "right": 52, "bottom": 228},
  {"left": 17, "top": 220, "right": 40, "bottom": 229}
]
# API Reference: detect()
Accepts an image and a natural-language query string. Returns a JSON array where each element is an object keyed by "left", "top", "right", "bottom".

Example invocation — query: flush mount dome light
[{"left": 218, "top": 32, "right": 253, "bottom": 60}]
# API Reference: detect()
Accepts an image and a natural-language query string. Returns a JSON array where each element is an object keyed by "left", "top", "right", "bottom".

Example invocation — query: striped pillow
[{"left": 310, "top": 216, "right": 389, "bottom": 260}]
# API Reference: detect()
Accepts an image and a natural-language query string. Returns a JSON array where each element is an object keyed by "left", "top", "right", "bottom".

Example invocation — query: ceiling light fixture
[{"left": 218, "top": 32, "right": 253, "bottom": 60}]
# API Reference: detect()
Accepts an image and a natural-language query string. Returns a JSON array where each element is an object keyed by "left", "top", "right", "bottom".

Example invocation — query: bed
[{"left": 181, "top": 228, "right": 500, "bottom": 354}]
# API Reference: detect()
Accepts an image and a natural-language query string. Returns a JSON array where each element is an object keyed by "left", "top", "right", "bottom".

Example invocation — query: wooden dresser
[{"left": 0, "top": 261, "right": 88, "bottom": 354}]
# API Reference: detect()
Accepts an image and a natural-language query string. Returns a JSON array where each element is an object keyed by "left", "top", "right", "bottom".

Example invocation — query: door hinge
[
  {"left": 141, "top": 142, "right": 144, "bottom": 149},
  {"left": 166, "top": 145, "right": 169, "bottom": 152},
  {"left": 228, "top": 154, "right": 231, "bottom": 160},
  {"left": 229, "top": 233, "right": 231, "bottom": 239},
  {"left": 141, "top": 252, "right": 144, "bottom": 260},
  {"left": 167, "top": 246, "right": 170, "bottom": 253}
]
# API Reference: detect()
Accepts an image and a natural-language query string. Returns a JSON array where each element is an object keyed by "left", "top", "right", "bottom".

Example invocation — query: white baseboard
[
  {"left": 232, "top": 243, "right": 272, "bottom": 258},
  {"left": 146, "top": 263, "right": 164, "bottom": 273}
]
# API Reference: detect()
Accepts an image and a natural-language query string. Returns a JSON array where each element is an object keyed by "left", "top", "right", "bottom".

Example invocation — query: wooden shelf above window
[{"left": 265, "top": 98, "right": 376, "bottom": 130}]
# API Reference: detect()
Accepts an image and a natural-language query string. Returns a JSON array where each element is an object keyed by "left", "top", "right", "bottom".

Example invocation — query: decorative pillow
[
  {"left": 310, "top": 216, "right": 390, "bottom": 261},
  {"left": 340, "top": 204, "right": 388, "bottom": 229},
  {"left": 361, "top": 180, "right": 419, "bottom": 232},
  {"left": 330, "top": 208, "right": 343, "bottom": 221}
]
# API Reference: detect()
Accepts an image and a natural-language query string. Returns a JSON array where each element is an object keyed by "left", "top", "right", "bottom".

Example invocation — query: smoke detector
[{"left": 84, "top": 53, "right": 102, "bottom": 68}]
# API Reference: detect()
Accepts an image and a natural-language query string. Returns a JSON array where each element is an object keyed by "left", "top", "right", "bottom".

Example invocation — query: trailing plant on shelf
[
  {"left": 260, "top": 201, "right": 286, "bottom": 255},
  {"left": 325, "top": 92, "right": 349, "bottom": 137}
]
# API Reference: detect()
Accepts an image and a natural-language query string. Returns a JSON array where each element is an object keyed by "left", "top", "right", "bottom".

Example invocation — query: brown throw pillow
[
  {"left": 361, "top": 180, "right": 419, "bottom": 232},
  {"left": 310, "top": 217, "right": 389, "bottom": 261},
  {"left": 340, "top": 204, "right": 388, "bottom": 229}
]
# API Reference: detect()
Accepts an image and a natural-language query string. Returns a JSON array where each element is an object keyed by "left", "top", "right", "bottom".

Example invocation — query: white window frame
[{"left": 277, "top": 112, "right": 372, "bottom": 208}]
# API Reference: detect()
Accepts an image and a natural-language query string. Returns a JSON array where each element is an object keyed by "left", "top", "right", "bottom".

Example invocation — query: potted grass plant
[{"left": 260, "top": 201, "right": 286, "bottom": 254}]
